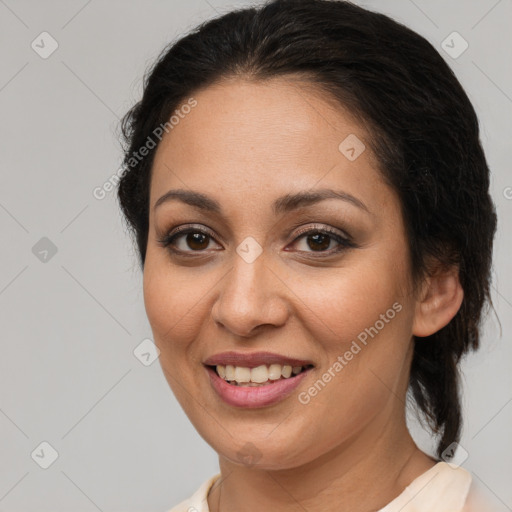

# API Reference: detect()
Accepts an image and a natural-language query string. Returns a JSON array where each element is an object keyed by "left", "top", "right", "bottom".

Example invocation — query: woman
[{"left": 116, "top": 0, "right": 499, "bottom": 510}]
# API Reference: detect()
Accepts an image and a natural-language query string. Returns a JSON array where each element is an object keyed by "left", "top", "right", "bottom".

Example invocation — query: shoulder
[
  {"left": 379, "top": 461, "right": 472, "bottom": 512},
  {"left": 387, "top": 462, "right": 508, "bottom": 512},
  {"left": 165, "top": 473, "right": 221, "bottom": 512},
  {"left": 461, "top": 476, "right": 509, "bottom": 512},
  {"left": 164, "top": 465, "right": 508, "bottom": 512}
]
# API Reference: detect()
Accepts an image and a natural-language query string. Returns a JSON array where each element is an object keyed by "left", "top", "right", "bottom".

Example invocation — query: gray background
[{"left": 0, "top": 0, "right": 510, "bottom": 511}]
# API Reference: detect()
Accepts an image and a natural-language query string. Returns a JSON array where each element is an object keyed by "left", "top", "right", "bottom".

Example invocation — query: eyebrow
[{"left": 153, "top": 188, "right": 371, "bottom": 215}]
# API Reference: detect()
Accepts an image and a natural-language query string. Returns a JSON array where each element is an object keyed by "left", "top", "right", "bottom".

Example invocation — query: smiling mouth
[{"left": 208, "top": 363, "right": 314, "bottom": 386}]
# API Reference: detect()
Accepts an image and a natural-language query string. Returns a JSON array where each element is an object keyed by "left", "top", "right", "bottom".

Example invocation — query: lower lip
[{"left": 205, "top": 365, "right": 312, "bottom": 408}]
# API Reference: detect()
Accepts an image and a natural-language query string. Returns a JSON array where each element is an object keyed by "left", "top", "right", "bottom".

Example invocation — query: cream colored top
[{"left": 167, "top": 462, "right": 501, "bottom": 512}]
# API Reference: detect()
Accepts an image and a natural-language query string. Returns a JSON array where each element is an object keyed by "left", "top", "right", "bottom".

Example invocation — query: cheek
[
  {"left": 142, "top": 253, "right": 211, "bottom": 351},
  {"left": 142, "top": 255, "right": 213, "bottom": 405},
  {"left": 281, "top": 250, "right": 414, "bottom": 401},
  {"left": 284, "top": 256, "right": 409, "bottom": 347}
]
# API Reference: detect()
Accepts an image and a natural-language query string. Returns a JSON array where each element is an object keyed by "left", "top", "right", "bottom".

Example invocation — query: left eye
[{"left": 290, "top": 228, "right": 354, "bottom": 254}]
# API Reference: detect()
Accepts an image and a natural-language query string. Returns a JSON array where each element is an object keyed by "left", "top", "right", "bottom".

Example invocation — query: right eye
[{"left": 157, "top": 225, "right": 222, "bottom": 255}]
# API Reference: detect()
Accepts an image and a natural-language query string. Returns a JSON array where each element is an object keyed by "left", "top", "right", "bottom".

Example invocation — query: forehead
[{"left": 149, "top": 76, "right": 391, "bottom": 216}]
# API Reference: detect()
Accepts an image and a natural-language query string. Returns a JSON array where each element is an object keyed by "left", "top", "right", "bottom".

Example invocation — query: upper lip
[{"left": 203, "top": 351, "right": 314, "bottom": 369}]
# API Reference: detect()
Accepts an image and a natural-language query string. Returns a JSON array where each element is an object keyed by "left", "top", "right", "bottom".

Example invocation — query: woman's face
[{"left": 144, "top": 77, "right": 419, "bottom": 470}]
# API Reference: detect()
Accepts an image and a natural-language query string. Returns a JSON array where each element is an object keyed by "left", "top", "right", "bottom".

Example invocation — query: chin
[{"left": 206, "top": 429, "right": 320, "bottom": 471}]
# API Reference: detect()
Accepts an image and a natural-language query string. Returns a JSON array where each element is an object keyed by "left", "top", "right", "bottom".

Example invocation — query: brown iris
[
  {"left": 307, "top": 233, "right": 330, "bottom": 251},
  {"left": 186, "top": 232, "right": 210, "bottom": 250}
]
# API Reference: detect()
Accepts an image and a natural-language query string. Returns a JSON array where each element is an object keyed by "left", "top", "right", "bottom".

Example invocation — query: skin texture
[{"left": 143, "top": 76, "right": 464, "bottom": 512}]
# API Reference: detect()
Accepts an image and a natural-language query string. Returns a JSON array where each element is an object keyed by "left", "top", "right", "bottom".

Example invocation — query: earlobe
[{"left": 412, "top": 267, "right": 464, "bottom": 337}]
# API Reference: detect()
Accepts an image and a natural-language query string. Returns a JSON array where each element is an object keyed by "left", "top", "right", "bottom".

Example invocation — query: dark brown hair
[{"left": 116, "top": 0, "right": 497, "bottom": 458}]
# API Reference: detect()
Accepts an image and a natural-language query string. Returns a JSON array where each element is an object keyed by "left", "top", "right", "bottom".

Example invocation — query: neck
[{"left": 208, "top": 415, "right": 436, "bottom": 512}]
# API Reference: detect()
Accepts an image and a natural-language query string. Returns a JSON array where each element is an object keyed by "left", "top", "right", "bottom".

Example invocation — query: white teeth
[
  {"left": 268, "top": 364, "right": 282, "bottom": 380},
  {"left": 225, "top": 365, "right": 235, "bottom": 381},
  {"left": 251, "top": 365, "right": 269, "bottom": 383},
  {"left": 234, "top": 366, "right": 251, "bottom": 383},
  {"left": 281, "top": 365, "right": 292, "bottom": 378},
  {"left": 214, "top": 363, "right": 307, "bottom": 385}
]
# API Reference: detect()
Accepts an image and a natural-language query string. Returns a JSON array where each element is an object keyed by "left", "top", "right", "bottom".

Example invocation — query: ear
[{"left": 412, "top": 264, "right": 464, "bottom": 337}]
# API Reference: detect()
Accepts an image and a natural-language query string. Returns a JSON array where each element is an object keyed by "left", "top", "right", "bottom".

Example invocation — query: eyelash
[{"left": 157, "top": 223, "right": 356, "bottom": 258}]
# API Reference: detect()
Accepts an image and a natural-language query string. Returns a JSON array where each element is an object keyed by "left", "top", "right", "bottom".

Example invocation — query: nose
[{"left": 211, "top": 250, "right": 290, "bottom": 338}]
